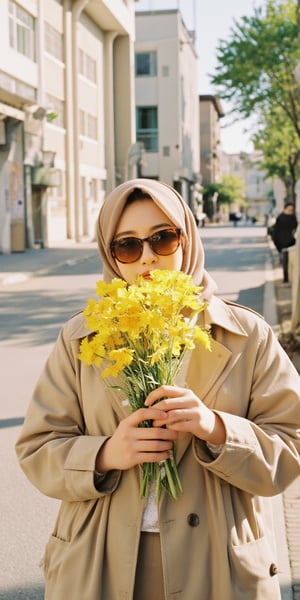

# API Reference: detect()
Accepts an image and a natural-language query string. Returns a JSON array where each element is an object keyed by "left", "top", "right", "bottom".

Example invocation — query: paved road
[
  {"left": 0, "top": 224, "right": 293, "bottom": 598},
  {"left": 200, "top": 223, "right": 270, "bottom": 314}
]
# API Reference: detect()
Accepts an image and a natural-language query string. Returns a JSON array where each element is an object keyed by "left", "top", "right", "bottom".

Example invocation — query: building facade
[
  {"left": 199, "top": 94, "right": 224, "bottom": 187},
  {"left": 0, "top": 0, "right": 137, "bottom": 253},
  {"left": 221, "top": 151, "right": 275, "bottom": 220},
  {"left": 134, "top": 10, "right": 200, "bottom": 209}
]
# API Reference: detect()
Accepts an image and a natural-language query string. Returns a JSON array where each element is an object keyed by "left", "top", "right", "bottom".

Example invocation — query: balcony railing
[{"left": 137, "top": 131, "right": 158, "bottom": 153}]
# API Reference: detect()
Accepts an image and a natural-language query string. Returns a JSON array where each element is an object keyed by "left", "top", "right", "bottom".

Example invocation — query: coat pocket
[
  {"left": 52, "top": 497, "right": 101, "bottom": 542},
  {"left": 228, "top": 537, "right": 281, "bottom": 599}
]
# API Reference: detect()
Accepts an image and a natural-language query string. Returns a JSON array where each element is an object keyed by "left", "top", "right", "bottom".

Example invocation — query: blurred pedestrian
[{"left": 272, "top": 203, "right": 298, "bottom": 282}]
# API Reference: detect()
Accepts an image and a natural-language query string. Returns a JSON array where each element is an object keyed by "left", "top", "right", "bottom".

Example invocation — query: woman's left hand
[{"left": 145, "top": 385, "right": 226, "bottom": 445}]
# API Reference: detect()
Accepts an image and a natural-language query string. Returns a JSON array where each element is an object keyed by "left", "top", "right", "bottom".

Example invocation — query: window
[
  {"left": 45, "top": 93, "right": 65, "bottom": 128},
  {"left": 9, "top": 1, "right": 35, "bottom": 61},
  {"left": 45, "top": 22, "right": 64, "bottom": 62},
  {"left": 0, "top": 69, "right": 36, "bottom": 102},
  {"left": 135, "top": 52, "right": 157, "bottom": 77},
  {"left": 79, "top": 49, "right": 97, "bottom": 83},
  {"left": 86, "top": 55, "right": 96, "bottom": 83},
  {"left": 79, "top": 110, "right": 85, "bottom": 136},
  {"left": 79, "top": 110, "right": 98, "bottom": 140},
  {"left": 87, "top": 114, "right": 97, "bottom": 139},
  {"left": 136, "top": 106, "right": 158, "bottom": 152}
]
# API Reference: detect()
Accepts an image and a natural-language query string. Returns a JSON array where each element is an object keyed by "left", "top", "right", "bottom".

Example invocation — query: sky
[{"left": 135, "top": 0, "right": 259, "bottom": 154}]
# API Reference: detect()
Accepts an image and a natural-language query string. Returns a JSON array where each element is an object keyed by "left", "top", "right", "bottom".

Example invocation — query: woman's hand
[
  {"left": 145, "top": 385, "right": 226, "bottom": 445},
  {"left": 95, "top": 407, "right": 178, "bottom": 473}
]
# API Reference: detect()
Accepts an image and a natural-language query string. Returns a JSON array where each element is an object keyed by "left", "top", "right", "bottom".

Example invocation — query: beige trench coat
[{"left": 16, "top": 296, "right": 300, "bottom": 600}]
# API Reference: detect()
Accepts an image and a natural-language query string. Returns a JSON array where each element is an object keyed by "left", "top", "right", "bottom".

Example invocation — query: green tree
[
  {"left": 211, "top": 0, "right": 300, "bottom": 137},
  {"left": 253, "top": 106, "right": 300, "bottom": 200},
  {"left": 218, "top": 174, "right": 246, "bottom": 204},
  {"left": 203, "top": 176, "right": 245, "bottom": 219}
]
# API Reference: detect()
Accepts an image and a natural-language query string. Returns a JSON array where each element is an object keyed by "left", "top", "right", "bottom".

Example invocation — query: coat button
[
  {"left": 269, "top": 563, "right": 279, "bottom": 577},
  {"left": 187, "top": 513, "right": 200, "bottom": 527}
]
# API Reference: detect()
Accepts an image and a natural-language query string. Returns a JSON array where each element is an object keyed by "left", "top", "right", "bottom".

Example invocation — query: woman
[{"left": 16, "top": 179, "right": 300, "bottom": 600}]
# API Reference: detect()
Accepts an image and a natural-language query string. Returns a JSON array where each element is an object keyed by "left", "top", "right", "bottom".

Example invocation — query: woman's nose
[{"left": 140, "top": 240, "right": 158, "bottom": 263}]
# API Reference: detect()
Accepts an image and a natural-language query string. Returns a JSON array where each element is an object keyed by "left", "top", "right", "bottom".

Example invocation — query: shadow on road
[
  {"left": 0, "top": 585, "right": 44, "bottom": 599},
  {"left": 0, "top": 417, "right": 24, "bottom": 429},
  {"left": 0, "top": 289, "right": 93, "bottom": 346},
  {"left": 216, "top": 284, "right": 265, "bottom": 316},
  {"left": 202, "top": 234, "right": 269, "bottom": 273},
  {"left": 237, "top": 284, "right": 265, "bottom": 315},
  {"left": 0, "top": 246, "right": 100, "bottom": 275}
]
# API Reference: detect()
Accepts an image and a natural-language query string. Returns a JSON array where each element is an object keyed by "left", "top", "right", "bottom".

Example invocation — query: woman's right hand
[{"left": 95, "top": 408, "right": 178, "bottom": 472}]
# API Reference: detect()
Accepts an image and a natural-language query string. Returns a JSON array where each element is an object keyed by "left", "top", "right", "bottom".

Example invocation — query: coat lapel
[
  {"left": 175, "top": 296, "right": 250, "bottom": 464},
  {"left": 175, "top": 338, "right": 232, "bottom": 463}
]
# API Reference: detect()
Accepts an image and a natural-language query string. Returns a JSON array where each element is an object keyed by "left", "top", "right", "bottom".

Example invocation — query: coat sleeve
[
  {"left": 194, "top": 325, "right": 300, "bottom": 496},
  {"left": 15, "top": 322, "right": 121, "bottom": 502}
]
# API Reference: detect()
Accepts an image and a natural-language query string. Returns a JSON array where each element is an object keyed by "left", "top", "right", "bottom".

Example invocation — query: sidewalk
[
  {"left": 0, "top": 239, "right": 299, "bottom": 599},
  {"left": 0, "top": 239, "right": 98, "bottom": 286}
]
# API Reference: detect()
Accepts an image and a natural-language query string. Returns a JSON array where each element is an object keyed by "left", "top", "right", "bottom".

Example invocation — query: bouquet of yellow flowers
[{"left": 78, "top": 270, "right": 211, "bottom": 500}]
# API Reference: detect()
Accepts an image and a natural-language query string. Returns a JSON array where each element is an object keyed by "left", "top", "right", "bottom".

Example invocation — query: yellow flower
[
  {"left": 78, "top": 269, "right": 212, "bottom": 501},
  {"left": 78, "top": 337, "right": 102, "bottom": 366},
  {"left": 193, "top": 325, "right": 211, "bottom": 351},
  {"left": 102, "top": 347, "right": 134, "bottom": 377}
]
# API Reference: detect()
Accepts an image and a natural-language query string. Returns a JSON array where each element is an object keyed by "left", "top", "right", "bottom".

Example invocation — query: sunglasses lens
[
  {"left": 111, "top": 229, "right": 181, "bottom": 264},
  {"left": 112, "top": 238, "right": 142, "bottom": 263},
  {"left": 151, "top": 229, "right": 180, "bottom": 255}
]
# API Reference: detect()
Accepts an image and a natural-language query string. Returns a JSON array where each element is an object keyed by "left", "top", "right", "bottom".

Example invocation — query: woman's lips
[{"left": 141, "top": 271, "right": 152, "bottom": 280}]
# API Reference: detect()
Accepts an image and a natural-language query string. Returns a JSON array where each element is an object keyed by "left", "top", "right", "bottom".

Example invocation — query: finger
[
  {"left": 128, "top": 407, "right": 168, "bottom": 426},
  {"left": 153, "top": 415, "right": 194, "bottom": 430},
  {"left": 135, "top": 426, "right": 178, "bottom": 441},
  {"left": 144, "top": 385, "right": 185, "bottom": 406},
  {"left": 135, "top": 450, "right": 172, "bottom": 464},
  {"left": 153, "top": 408, "right": 195, "bottom": 426},
  {"left": 135, "top": 439, "right": 174, "bottom": 452},
  {"left": 152, "top": 398, "right": 187, "bottom": 412}
]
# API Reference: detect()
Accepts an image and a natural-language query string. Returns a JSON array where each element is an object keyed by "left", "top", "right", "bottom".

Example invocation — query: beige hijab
[{"left": 96, "top": 178, "right": 217, "bottom": 300}]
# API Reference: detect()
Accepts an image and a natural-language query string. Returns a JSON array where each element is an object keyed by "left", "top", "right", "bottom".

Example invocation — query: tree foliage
[
  {"left": 253, "top": 106, "right": 300, "bottom": 200},
  {"left": 211, "top": 0, "right": 300, "bottom": 137},
  {"left": 211, "top": 0, "right": 300, "bottom": 202},
  {"left": 203, "top": 175, "right": 245, "bottom": 208}
]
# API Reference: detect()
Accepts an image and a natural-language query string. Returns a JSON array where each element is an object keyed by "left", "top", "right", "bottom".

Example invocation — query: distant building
[
  {"left": 135, "top": 9, "right": 201, "bottom": 208},
  {"left": 221, "top": 151, "right": 275, "bottom": 219},
  {"left": 0, "top": 0, "right": 137, "bottom": 252},
  {"left": 199, "top": 95, "right": 224, "bottom": 186}
]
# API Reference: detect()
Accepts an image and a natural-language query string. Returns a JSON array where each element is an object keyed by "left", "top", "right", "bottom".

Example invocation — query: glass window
[
  {"left": 79, "top": 110, "right": 85, "bottom": 136},
  {"left": 79, "top": 49, "right": 84, "bottom": 75},
  {"left": 45, "top": 93, "right": 65, "bottom": 128},
  {"left": 136, "top": 106, "right": 158, "bottom": 152},
  {"left": 135, "top": 52, "right": 157, "bottom": 77},
  {"left": 79, "top": 110, "right": 98, "bottom": 140},
  {"left": 87, "top": 114, "right": 97, "bottom": 140},
  {"left": 78, "top": 49, "right": 97, "bottom": 83},
  {"left": 9, "top": 1, "right": 35, "bottom": 61},
  {"left": 45, "top": 22, "right": 64, "bottom": 62},
  {"left": 86, "top": 55, "right": 97, "bottom": 83}
]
